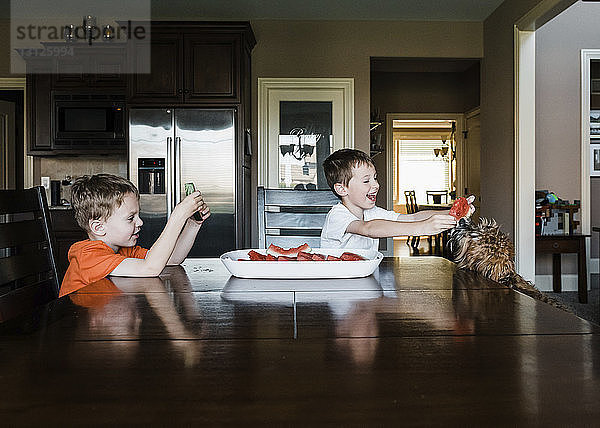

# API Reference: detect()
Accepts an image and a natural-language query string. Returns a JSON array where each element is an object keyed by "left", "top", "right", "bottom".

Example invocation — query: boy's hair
[
  {"left": 71, "top": 174, "right": 139, "bottom": 231},
  {"left": 323, "top": 149, "right": 375, "bottom": 196}
]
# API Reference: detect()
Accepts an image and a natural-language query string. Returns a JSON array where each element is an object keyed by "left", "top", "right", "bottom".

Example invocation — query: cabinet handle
[
  {"left": 183, "top": 89, "right": 190, "bottom": 94},
  {"left": 177, "top": 88, "right": 183, "bottom": 94},
  {"left": 552, "top": 242, "right": 559, "bottom": 249}
]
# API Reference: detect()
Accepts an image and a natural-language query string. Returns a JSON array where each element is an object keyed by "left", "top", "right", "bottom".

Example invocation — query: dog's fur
[{"left": 448, "top": 217, "right": 572, "bottom": 312}]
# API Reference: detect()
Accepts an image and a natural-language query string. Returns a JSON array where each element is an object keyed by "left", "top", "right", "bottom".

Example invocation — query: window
[
  {"left": 391, "top": 119, "right": 457, "bottom": 208},
  {"left": 394, "top": 138, "right": 450, "bottom": 204}
]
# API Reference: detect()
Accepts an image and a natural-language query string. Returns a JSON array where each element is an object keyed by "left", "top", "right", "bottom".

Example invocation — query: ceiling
[{"left": 151, "top": 0, "right": 506, "bottom": 22}]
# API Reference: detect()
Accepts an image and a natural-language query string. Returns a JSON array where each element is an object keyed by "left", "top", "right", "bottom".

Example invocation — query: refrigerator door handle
[
  {"left": 174, "top": 136, "right": 182, "bottom": 205},
  {"left": 166, "top": 136, "right": 173, "bottom": 216}
]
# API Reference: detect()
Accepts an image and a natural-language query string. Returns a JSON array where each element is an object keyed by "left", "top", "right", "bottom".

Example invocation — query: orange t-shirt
[{"left": 59, "top": 240, "right": 148, "bottom": 297}]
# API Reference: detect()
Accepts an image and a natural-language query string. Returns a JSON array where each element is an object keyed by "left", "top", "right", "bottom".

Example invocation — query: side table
[{"left": 535, "top": 234, "right": 590, "bottom": 303}]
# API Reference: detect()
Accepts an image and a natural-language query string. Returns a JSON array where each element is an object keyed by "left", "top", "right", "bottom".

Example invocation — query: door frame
[
  {"left": 580, "top": 49, "right": 600, "bottom": 237},
  {"left": 385, "top": 112, "right": 465, "bottom": 254},
  {"left": 257, "top": 78, "right": 354, "bottom": 187},
  {"left": 385, "top": 112, "right": 466, "bottom": 210},
  {"left": 513, "top": 28, "right": 536, "bottom": 282},
  {"left": 0, "top": 77, "right": 31, "bottom": 189}
]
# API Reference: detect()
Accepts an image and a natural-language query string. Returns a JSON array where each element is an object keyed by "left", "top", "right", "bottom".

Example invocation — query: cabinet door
[
  {"left": 91, "top": 52, "right": 127, "bottom": 87},
  {"left": 53, "top": 50, "right": 126, "bottom": 88},
  {"left": 52, "top": 54, "right": 89, "bottom": 87},
  {"left": 27, "top": 74, "right": 53, "bottom": 153},
  {"left": 128, "top": 32, "right": 183, "bottom": 103},
  {"left": 184, "top": 34, "right": 239, "bottom": 103}
]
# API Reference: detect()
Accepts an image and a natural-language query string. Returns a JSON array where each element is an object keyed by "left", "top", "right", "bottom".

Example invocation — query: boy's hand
[
  {"left": 422, "top": 214, "right": 457, "bottom": 235},
  {"left": 173, "top": 191, "right": 209, "bottom": 223},
  {"left": 189, "top": 200, "right": 211, "bottom": 225}
]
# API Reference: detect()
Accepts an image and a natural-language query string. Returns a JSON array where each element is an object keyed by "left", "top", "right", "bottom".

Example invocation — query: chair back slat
[
  {"left": 404, "top": 190, "right": 418, "bottom": 214},
  {"left": 0, "top": 248, "right": 54, "bottom": 286},
  {"left": 0, "top": 190, "right": 41, "bottom": 215},
  {"left": 0, "top": 187, "right": 59, "bottom": 323},
  {"left": 264, "top": 189, "right": 339, "bottom": 207},
  {"left": 426, "top": 190, "right": 449, "bottom": 204},
  {"left": 265, "top": 212, "right": 329, "bottom": 230},
  {"left": 258, "top": 187, "right": 338, "bottom": 249},
  {"left": 0, "top": 219, "right": 46, "bottom": 249}
]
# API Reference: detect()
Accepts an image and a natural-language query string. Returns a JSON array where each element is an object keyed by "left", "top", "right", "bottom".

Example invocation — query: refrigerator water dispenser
[{"left": 138, "top": 158, "right": 165, "bottom": 194}]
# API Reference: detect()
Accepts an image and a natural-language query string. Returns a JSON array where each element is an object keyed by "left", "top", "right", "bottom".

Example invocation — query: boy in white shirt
[{"left": 320, "top": 148, "right": 465, "bottom": 251}]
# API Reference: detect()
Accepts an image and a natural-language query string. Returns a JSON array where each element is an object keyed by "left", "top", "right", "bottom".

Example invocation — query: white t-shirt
[{"left": 320, "top": 203, "right": 401, "bottom": 252}]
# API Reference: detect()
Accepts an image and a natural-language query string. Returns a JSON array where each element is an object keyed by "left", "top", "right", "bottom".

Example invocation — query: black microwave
[{"left": 53, "top": 94, "right": 125, "bottom": 141}]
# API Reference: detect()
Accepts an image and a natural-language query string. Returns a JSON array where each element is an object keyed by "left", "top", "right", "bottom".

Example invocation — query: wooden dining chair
[
  {"left": 426, "top": 190, "right": 449, "bottom": 204},
  {"left": 258, "top": 186, "right": 339, "bottom": 249},
  {"left": 0, "top": 186, "right": 60, "bottom": 323},
  {"left": 403, "top": 190, "right": 421, "bottom": 249}
]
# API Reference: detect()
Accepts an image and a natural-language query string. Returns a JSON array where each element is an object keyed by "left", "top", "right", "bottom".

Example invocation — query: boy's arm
[
  {"left": 399, "top": 209, "right": 450, "bottom": 222},
  {"left": 110, "top": 192, "right": 203, "bottom": 277},
  {"left": 167, "top": 203, "right": 211, "bottom": 265},
  {"left": 346, "top": 214, "right": 456, "bottom": 239}
]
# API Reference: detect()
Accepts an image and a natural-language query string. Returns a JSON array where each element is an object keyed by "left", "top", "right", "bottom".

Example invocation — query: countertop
[{"left": 1, "top": 257, "right": 599, "bottom": 425}]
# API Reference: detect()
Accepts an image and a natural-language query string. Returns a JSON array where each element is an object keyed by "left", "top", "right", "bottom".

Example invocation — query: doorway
[
  {"left": 0, "top": 90, "right": 24, "bottom": 190},
  {"left": 385, "top": 113, "right": 467, "bottom": 255},
  {"left": 0, "top": 78, "right": 28, "bottom": 190}
]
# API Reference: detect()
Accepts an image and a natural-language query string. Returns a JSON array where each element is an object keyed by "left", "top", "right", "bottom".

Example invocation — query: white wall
[{"left": 535, "top": 1, "right": 600, "bottom": 286}]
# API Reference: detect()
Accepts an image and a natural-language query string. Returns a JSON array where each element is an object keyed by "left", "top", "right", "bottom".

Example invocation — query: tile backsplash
[{"left": 36, "top": 155, "right": 127, "bottom": 204}]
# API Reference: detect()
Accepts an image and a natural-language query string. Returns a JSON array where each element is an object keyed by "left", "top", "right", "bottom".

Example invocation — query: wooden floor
[{"left": 1, "top": 257, "right": 599, "bottom": 425}]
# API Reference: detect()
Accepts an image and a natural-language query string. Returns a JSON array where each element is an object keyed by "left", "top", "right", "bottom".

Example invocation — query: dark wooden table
[
  {"left": 536, "top": 234, "right": 590, "bottom": 303},
  {"left": 1, "top": 258, "right": 599, "bottom": 425}
]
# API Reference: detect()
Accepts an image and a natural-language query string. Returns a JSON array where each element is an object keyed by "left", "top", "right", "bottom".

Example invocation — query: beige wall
[
  {"left": 535, "top": 1, "right": 600, "bottom": 259},
  {"left": 250, "top": 19, "right": 482, "bottom": 245},
  {"left": 371, "top": 67, "right": 480, "bottom": 209},
  {"left": 482, "top": 0, "right": 577, "bottom": 237}
]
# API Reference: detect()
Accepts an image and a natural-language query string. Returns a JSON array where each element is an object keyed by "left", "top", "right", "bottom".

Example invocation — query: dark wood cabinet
[
  {"left": 128, "top": 32, "right": 181, "bottom": 103},
  {"left": 27, "top": 73, "right": 52, "bottom": 152},
  {"left": 25, "top": 45, "right": 127, "bottom": 155},
  {"left": 49, "top": 44, "right": 127, "bottom": 88},
  {"left": 128, "top": 22, "right": 253, "bottom": 105}
]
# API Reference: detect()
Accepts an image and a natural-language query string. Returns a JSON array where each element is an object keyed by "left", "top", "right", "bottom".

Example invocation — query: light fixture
[
  {"left": 83, "top": 15, "right": 97, "bottom": 45},
  {"left": 279, "top": 128, "right": 317, "bottom": 161}
]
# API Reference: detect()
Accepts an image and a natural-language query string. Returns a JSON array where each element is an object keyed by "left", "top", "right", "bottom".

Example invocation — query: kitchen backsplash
[
  {"left": 37, "top": 155, "right": 127, "bottom": 205},
  {"left": 38, "top": 155, "right": 127, "bottom": 181}
]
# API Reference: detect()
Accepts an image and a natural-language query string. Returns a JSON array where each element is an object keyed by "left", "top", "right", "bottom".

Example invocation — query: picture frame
[
  {"left": 258, "top": 78, "right": 354, "bottom": 187},
  {"left": 591, "top": 110, "right": 600, "bottom": 138},
  {"left": 591, "top": 143, "right": 600, "bottom": 176}
]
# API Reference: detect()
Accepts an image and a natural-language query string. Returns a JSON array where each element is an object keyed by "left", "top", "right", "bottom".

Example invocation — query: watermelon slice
[
  {"left": 311, "top": 253, "right": 326, "bottom": 261},
  {"left": 340, "top": 252, "right": 365, "bottom": 261},
  {"left": 297, "top": 251, "right": 313, "bottom": 261},
  {"left": 267, "top": 243, "right": 311, "bottom": 258},
  {"left": 277, "top": 256, "right": 296, "bottom": 261},
  {"left": 266, "top": 254, "right": 277, "bottom": 261},
  {"left": 248, "top": 250, "right": 266, "bottom": 261},
  {"left": 326, "top": 255, "right": 342, "bottom": 261},
  {"left": 449, "top": 197, "right": 470, "bottom": 220}
]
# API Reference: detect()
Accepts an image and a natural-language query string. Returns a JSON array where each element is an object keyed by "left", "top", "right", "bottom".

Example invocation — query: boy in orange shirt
[{"left": 59, "top": 174, "right": 210, "bottom": 297}]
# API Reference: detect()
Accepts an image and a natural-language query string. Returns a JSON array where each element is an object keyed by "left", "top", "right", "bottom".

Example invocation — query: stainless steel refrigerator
[{"left": 128, "top": 108, "right": 237, "bottom": 257}]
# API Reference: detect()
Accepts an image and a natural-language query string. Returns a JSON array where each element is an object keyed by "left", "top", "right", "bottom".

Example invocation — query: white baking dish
[{"left": 220, "top": 248, "right": 383, "bottom": 279}]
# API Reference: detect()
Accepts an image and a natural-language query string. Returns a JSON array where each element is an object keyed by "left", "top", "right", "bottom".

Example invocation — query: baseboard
[{"left": 535, "top": 257, "right": 598, "bottom": 292}]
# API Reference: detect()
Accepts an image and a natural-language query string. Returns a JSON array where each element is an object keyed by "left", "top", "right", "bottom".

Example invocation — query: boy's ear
[
  {"left": 89, "top": 219, "right": 106, "bottom": 236},
  {"left": 333, "top": 183, "right": 348, "bottom": 197}
]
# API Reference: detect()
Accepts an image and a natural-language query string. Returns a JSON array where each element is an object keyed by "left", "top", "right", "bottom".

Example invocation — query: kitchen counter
[{"left": 1, "top": 257, "right": 599, "bottom": 425}]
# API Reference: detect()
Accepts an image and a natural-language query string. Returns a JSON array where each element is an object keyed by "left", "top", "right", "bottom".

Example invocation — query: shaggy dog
[{"left": 447, "top": 217, "right": 572, "bottom": 312}]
